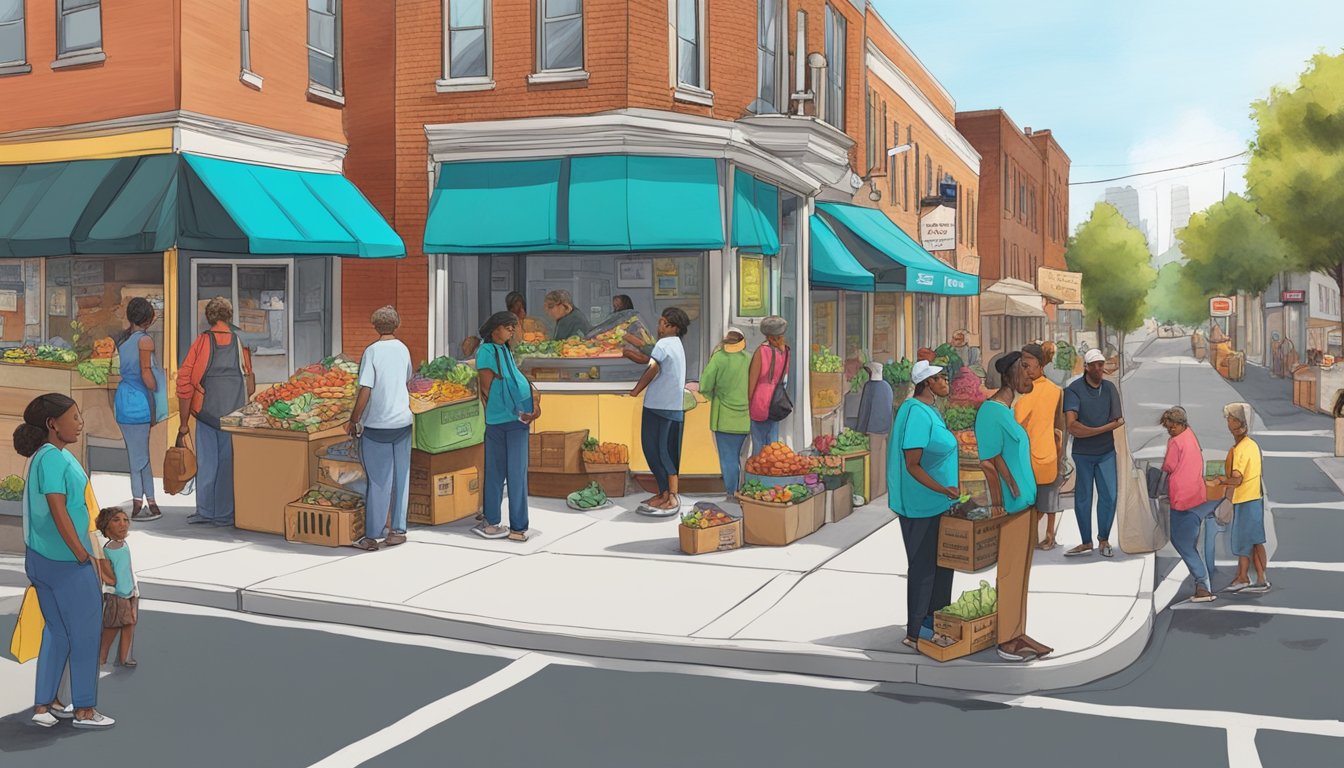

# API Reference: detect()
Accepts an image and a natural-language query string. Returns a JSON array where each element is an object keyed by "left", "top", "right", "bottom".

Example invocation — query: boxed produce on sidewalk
[
  {"left": 737, "top": 485, "right": 825, "bottom": 546},
  {"left": 825, "top": 481, "right": 854, "bottom": 524},
  {"left": 919, "top": 581, "right": 1000, "bottom": 662},
  {"left": 582, "top": 438, "right": 629, "bottom": 497},
  {"left": 529, "top": 430, "right": 588, "bottom": 473},
  {"left": 410, "top": 444, "right": 484, "bottom": 496},
  {"left": 408, "top": 468, "right": 482, "bottom": 526},
  {"left": 413, "top": 398, "right": 485, "bottom": 454},
  {"left": 410, "top": 357, "right": 479, "bottom": 413},
  {"left": 937, "top": 504, "right": 1006, "bottom": 572},
  {"left": 284, "top": 486, "right": 365, "bottom": 547},
  {"left": 679, "top": 503, "right": 743, "bottom": 554}
]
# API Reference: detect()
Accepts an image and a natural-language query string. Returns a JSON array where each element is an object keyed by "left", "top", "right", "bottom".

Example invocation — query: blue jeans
[
  {"left": 484, "top": 421, "right": 529, "bottom": 532},
  {"left": 360, "top": 429, "right": 412, "bottom": 539},
  {"left": 25, "top": 548, "right": 101, "bottom": 709},
  {"left": 749, "top": 420, "right": 779, "bottom": 457},
  {"left": 119, "top": 421, "right": 155, "bottom": 501},
  {"left": 641, "top": 409, "right": 684, "bottom": 495},
  {"left": 1171, "top": 500, "right": 1220, "bottom": 591},
  {"left": 1202, "top": 510, "right": 1224, "bottom": 578},
  {"left": 1072, "top": 451, "right": 1117, "bottom": 545},
  {"left": 196, "top": 420, "right": 235, "bottom": 523},
  {"left": 713, "top": 431, "right": 748, "bottom": 495}
]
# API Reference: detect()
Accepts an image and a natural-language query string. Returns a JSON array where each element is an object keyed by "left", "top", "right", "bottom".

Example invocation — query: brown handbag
[{"left": 164, "top": 431, "right": 198, "bottom": 495}]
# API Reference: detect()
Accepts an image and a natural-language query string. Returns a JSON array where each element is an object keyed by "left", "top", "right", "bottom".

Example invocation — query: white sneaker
[
  {"left": 30, "top": 711, "right": 58, "bottom": 728},
  {"left": 73, "top": 711, "right": 116, "bottom": 729},
  {"left": 52, "top": 703, "right": 75, "bottom": 720}
]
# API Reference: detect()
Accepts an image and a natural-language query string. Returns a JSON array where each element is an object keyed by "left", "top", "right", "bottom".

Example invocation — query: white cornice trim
[
  {"left": 424, "top": 109, "right": 858, "bottom": 196},
  {"left": 0, "top": 111, "right": 347, "bottom": 173},
  {"left": 865, "top": 42, "right": 980, "bottom": 175},
  {"left": 865, "top": 4, "right": 955, "bottom": 108}
]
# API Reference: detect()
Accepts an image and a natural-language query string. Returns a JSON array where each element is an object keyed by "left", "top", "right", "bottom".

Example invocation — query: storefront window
[
  {"left": 441, "top": 252, "right": 708, "bottom": 384},
  {"left": 811, "top": 290, "right": 839, "bottom": 356},
  {"left": 871, "top": 292, "right": 904, "bottom": 364},
  {"left": 43, "top": 255, "right": 164, "bottom": 357},
  {"left": 0, "top": 258, "right": 42, "bottom": 345},
  {"left": 843, "top": 292, "right": 868, "bottom": 384}
]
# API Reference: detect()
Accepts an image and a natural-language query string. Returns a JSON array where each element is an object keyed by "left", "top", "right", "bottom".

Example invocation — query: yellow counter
[{"left": 529, "top": 391, "right": 720, "bottom": 475}]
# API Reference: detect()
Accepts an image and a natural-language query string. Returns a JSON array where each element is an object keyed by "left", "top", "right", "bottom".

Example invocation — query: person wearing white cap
[
  {"left": 699, "top": 328, "right": 752, "bottom": 496},
  {"left": 889, "top": 359, "right": 960, "bottom": 650},
  {"left": 1062, "top": 347, "right": 1125, "bottom": 557}
]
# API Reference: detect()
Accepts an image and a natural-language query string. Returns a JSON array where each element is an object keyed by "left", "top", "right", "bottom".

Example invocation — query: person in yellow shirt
[
  {"left": 1015, "top": 344, "right": 1066, "bottom": 550},
  {"left": 1218, "top": 403, "right": 1269, "bottom": 594}
]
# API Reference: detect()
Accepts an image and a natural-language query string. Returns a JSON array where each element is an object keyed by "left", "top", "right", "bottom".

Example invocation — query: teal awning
[
  {"left": 731, "top": 169, "right": 780, "bottom": 256},
  {"left": 424, "top": 159, "right": 563, "bottom": 253},
  {"left": 182, "top": 154, "right": 404, "bottom": 258},
  {"left": 809, "top": 215, "right": 873, "bottom": 291},
  {"left": 816, "top": 202, "right": 978, "bottom": 296},
  {"left": 568, "top": 155, "right": 723, "bottom": 251},
  {"left": 424, "top": 155, "right": 724, "bottom": 254},
  {"left": 0, "top": 155, "right": 404, "bottom": 259}
]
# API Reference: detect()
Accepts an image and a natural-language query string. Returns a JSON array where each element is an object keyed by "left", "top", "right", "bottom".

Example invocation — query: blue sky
[{"left": 874, "top": 0, "right": 1343, "bottom": 251}]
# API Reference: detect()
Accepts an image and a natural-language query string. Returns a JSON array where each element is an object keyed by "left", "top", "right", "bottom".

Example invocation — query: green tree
[
  {"left": 1148, "top": 262, "right": 1211, "bottom": 327},
  {"left": 1178, "top": 193, "right": 1288, "bottom": 297},
  {"left": 1247, "top": 51, "right": 1344, "bottom": 339},
  {"left": 1066, "top": 202, "right": 1157, "bottom": 335}
]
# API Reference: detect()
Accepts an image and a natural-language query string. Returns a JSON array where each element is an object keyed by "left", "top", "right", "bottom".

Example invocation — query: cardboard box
[
  {"left": 738, "top": 492, "right": 824, "bottom": 546},
  {"left": 228, "top": 425, "right": 346, "bottom": 535},
  {"left": 826, "top": 482, "right": 854, "bottom": 524},
  {"left": 408, "top": 468, "right": 482, "bottom": 526},
  {"left": 918, "top": 611, "right": 999, "bottom": 662},
  {"left": 937, "top": 509, "right": 1007, "bottom": 572},
  {"left": 679, "top": 519, "right": 743, "bottom": 554},
  {"left": 410, "top": 444, "right": 484, "bottom": 496},
  {"left": 285, "top": 503, "right": 364, "bottom": 548},
  {"left": 528, "top": 430, "right": 588, "bottom": 473},
  {"left": 412, "top": 399, "right": 485, "bottom": 454}
]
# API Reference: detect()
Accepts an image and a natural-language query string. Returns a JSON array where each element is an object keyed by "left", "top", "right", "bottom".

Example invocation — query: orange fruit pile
[{"left": 745, "top": 442, "right": 813, "bottom": 477}]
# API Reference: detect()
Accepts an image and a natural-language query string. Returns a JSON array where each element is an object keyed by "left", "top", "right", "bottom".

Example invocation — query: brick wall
[{"left": 1031, "top": 130, "right": 1071, "bottom": 270}]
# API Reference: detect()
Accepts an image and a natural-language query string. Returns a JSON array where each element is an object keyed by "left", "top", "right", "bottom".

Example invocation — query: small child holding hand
[{"left": 96, "top": 507, "right": 139, "bottom": 668}]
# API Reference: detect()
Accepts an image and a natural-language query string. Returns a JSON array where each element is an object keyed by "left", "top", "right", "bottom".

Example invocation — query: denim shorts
[{"left": 1230, "top": 498, "right": 1266, "bottom": 557}]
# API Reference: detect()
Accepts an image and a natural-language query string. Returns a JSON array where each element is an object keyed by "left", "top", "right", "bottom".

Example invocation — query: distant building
[
  {"left": 1104, "top": 185, "right": 1151, "bottom": 251},
  {"left": 1169, "top": 184, "right": 1191, "bottom": 246}
]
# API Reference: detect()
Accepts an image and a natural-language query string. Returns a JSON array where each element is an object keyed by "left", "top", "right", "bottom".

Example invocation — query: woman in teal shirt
[
  {"left": 698, "top": 327, "right": 751, "bottom": 495},
  {"left": 15, "top": 393, "right": 114, "bottom": 729},
  {"left": 889, "top": 361, "right": 961, "bottom": 649},
  {"left": 977, "top": 352, "right": 1050, "bottom": 662}
]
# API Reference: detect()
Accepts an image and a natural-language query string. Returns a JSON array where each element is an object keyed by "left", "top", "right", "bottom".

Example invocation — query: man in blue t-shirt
[{"left": 1063, "top": 348, "right": 1125, "bottom": 558}]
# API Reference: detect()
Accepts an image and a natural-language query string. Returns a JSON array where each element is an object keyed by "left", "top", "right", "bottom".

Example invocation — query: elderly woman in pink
[{"left": 1160, "top": 406, "right": 1219, "bottom": 603}]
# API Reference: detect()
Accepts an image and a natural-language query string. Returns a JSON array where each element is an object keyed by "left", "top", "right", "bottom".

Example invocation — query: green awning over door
[
  {"left": 423, "top": 159, "right": 564, "bottom": 253},
  {"left": 568, "top": 155, "right": 724, "bottom": 251},
  {"left": 731, "top": 169, "right": 780, "bottom": 256},
  {"left": 809, "top": 214, "right": 874, "bottom": 291},
  {"left": 816, "top": 202, "right": 978, "bottom": 296}
]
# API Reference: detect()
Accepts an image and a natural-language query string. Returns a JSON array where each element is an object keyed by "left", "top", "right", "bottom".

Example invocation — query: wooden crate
[
  {"left": 918, "top": 611, "right": 998, "bottom": 662},
  {"left": 284, "top": 503, "right": 364, "bottom": 548},
  {"left": 679, "top": 520, "right": 743, "bottom": 554},
  {"left": 528, "top": 430, "right": 588, "bottom": 473},
  {"left": 937, "top": 509, "right": 1007, "bottom": 572}
]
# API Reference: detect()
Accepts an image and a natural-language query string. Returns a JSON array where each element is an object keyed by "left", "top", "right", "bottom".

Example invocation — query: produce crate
[
  {"left": 737, "top": 492, "right": 824, "bottom": 546},
  {"left": 528, "top": 470, "right": 591, "bottom": 499},
  {"left": 810, "top": 371, "right": 844, "bottom": 416},
  {"left": 679, "top": 519, "right": 743, "bottom": 555},
  {"left": 825, "top": 482, "right": 854, "bottom": 524},
  {"left": 744, "top": 471, "right": 810, "bottom": 488},
  {"left": 412, "top": 399, "right": 485, "bottom": 454},
  {"left": 284, "top": 503, "right": 364, "bottom": 548},
  {"left": 410, "top": 445, "right": 484, "bottom": 496},
  {"left": 408, "top": 468, "right": 482, "bottom": 526},
  {"left": 528, "top": 430, "right": 589, "bottom": 474},
  {"left": 586, "top": 468, "right": 628, "bottom": 498},
  {"left": 917, "top": 611, "right": 999, "bottom": 662},
  {"left": 937, "top": 508, "right": 1007, "bottom": 572}
]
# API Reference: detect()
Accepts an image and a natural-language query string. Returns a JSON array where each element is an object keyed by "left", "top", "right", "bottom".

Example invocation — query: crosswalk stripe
[{"left": 1171, "top": 603, "right": 1344, "bottom": 621}]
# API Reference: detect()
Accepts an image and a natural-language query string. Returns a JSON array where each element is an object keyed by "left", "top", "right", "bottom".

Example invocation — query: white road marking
[
  {"left": 1263, "top": 451, "right": 1334, "bottom": 458},
  {"left": 992, "top": 694, "right": 1344, "bottom": 739},
  {"left": 1255, "top": 430, "right": 1333, "bottom": 438},
  {"left": 1207, "top": 559, "right": 1344, "bottom": 573},
  {"left": 1266, "top": 501, "right": 1344, "bottom": 511},
  {"left": 1171, "top": 603, "right": 1344, "bottom": 621},
  {"left": 306, "top": 654, "right": 551, "bottom": 768},
  {"left": 1227, "top": 728, "right": 1264, "bottom": 768}
]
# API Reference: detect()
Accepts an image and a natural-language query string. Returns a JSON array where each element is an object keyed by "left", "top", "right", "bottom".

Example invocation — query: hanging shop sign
[
  {"left": 1280, "top": 289, "right": 1306, "bottom": 304},
  {"left": 1209, "top": 296, "right": 1235, "bottom": 317},
  {"left": 920, "top": 205, "right": 957, "bottom": 252},
  {"left": 1037, "top": 267, "right": 1082, "bottom": 303}
]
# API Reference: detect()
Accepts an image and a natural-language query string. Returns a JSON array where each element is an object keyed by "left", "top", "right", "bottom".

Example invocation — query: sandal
[
  {"left": 508, "top": 530, "right": 530, "bottom": 542},
  {"left": 1063, "top": 544, "right": 1093, "bottom": 557},
  {"left": 1036, "top": 539, "right": 1057, "bottom": 551},
  {"left": 472, "top": 524, "right": 509, "bottom": 539},
  {"left": 351, "top": 537, "right": 380, "bottom": 552}
]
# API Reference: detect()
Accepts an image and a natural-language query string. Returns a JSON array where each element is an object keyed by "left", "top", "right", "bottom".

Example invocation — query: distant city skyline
[{"left": 878, "top": 0, "right": 1344, "bottom": 240}]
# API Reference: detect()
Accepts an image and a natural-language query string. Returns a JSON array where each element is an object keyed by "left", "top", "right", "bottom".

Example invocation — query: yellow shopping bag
[{"left": 8, "top": 480, "right": 104, "bottom": 663}]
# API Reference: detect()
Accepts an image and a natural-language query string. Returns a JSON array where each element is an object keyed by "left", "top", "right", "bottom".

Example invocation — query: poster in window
[
  {"left": 738, "top": 254, "right": 767, "bottom": 317},
  {"left": 654, "top": 259, "right": 679, "bottom": 298},
  {"left": 49, "top": 287, "right": 69, "bottom": 317},
  {"left": 0, "top": 290, "right": 16, "bottom": 313},
  {"left": 617, "top": 259, "right": 652, "bottom": 288},
  {"left": 681, "top": 258, "right": 701, "bottom": 293}
]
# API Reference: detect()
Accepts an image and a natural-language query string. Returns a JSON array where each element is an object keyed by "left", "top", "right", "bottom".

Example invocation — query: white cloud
[{"left": 1069, "top": 109, "right": 1249, "bottom": 250}]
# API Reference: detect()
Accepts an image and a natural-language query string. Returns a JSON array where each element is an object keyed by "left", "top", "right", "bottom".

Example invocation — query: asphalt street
[{"left": 0, "top": 334, "right": 1338, "bottom": 767}]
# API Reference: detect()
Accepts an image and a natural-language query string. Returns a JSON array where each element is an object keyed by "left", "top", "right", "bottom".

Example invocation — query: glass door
[{"left": 191, "top": 260, "right": 294, "bottom": 385}]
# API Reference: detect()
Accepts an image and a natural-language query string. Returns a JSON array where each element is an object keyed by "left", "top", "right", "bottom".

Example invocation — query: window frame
[
  {"left": 306, "top": 0, "right": 343, "bottom": 101},
  {"left": 54, "top": 0, "right": 103, "bottom": 66},
  {"left": 754, "top": 0, "right": 785, "bottom": 113},
  {"left": 440, "top": 0, "right": 494, "bottom": 88},
  {"left": 535, "top": 0, "right": 585, "bottom": 79},
  {"left": 822, "top": 4, "right": 846, "bottom": 130},
  {"left": 673, "top": 0, "right": 711, "bottom": 103},
  {"left": 0, "top": 0, "right": 26, "bottom": 70}
]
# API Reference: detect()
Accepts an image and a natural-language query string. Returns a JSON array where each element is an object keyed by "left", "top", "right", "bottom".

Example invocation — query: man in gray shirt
[
  {"left": 1063, "top": 348, "right": 1125, "bottom": 558},
  {"left": 544, "top": 289, "right": 591, "bottom": 341}
]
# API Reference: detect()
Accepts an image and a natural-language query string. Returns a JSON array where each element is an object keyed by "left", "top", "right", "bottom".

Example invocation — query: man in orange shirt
[{"left": 1015, "top": 343, "right": 1066, "bottom": 550}]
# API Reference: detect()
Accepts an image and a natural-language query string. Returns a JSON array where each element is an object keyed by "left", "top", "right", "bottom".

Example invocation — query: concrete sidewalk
[{"left": 0, "top": 463, "right": 1159, "bottom": 695}]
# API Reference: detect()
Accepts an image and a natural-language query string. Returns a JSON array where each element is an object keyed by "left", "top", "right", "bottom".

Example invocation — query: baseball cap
[
  {"left": 1083, "top": 348, "right": 1106, "bottom": 365},
  {"left": 911, "top": 360, "right": 944, "bottom": 384}
]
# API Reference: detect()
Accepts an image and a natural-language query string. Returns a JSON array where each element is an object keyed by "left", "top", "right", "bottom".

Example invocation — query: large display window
[
  {"left": 44, "top": 255, "right": 165, "bottom": 356},
  {"left": 440, "top": 252, "right": 709, "bottom": 384}
]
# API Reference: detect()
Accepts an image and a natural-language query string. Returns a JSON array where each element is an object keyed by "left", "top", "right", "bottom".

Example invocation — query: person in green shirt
[
  {"left": 889, "top": 360, "right": 961, "bottom": 649},
  {"left": 698, "top": 327, "right": 751, "bottom": 495},
  {"left": 976, "top": 352, "right": 1050, "bottom": 663}
]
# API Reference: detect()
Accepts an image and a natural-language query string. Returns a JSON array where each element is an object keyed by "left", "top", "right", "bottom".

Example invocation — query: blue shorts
[{"left": 1230, "top": 498, "right": 1265, "bottom": 557}]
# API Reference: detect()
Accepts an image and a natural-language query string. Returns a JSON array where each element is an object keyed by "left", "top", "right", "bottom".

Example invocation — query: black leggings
[
  {"left": 899, "top": 515, "right": 954, "bottom": 641},
  {"left": 641, "top": 408, "right": 684, "bottom": 494}
]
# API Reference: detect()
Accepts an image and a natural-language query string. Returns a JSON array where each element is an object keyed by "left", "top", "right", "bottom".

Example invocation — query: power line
[{"left": 1069, "top": 151, "right": 1251, "bottom": 186}]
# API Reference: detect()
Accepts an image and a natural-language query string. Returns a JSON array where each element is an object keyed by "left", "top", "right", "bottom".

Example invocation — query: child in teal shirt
[{"left": 96, "top": 508, "right": 139, "bottom": 668}]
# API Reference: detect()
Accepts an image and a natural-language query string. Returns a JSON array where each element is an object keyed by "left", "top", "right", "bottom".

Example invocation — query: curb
[{"left": 126, "top": 552, "right": 1158, "bottom": 695}]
